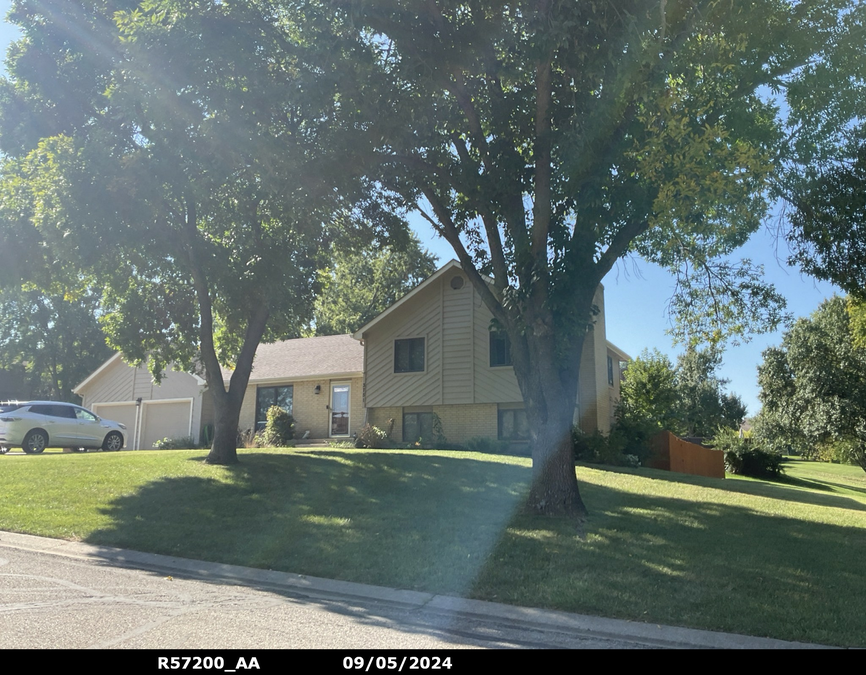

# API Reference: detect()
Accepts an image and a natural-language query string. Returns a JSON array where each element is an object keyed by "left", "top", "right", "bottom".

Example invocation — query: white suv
[{"left": 0, "top": 401, "right": 126, "bottom": 454}]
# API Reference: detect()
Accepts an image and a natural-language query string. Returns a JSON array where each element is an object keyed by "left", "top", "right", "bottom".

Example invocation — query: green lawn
[{"left": 1, "top": 448, "right": 865, "bottom": 646}]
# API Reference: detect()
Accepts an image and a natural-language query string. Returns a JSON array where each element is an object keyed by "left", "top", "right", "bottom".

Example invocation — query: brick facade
[
  {"left": 239, "top": 376, "right": 364, "bottom": 439},
  {"left": 369, "top": 402, "right": 501, "bottom": 444}
]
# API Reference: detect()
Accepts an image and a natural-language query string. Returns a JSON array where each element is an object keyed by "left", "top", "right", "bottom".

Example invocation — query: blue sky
[{"left": 0, "top": 2, "right": 841, "bottom": 416}]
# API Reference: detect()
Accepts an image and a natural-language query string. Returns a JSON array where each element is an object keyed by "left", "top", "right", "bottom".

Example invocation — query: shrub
[
  {"left": 355, "top": 423, "right": 391, "bottom": 449},
  {"left": 710, "top": 429, "right": 784, "bottom": 478},
  {"left": 259, "top": 406, "right": 295, "bottom": 447},
  {"left": 152, "top": 436, "right": 196, "bottom": 450},
  {"left": 572, "top": 428, "right": 633, "bottom": 466},
  {"left": 608, "top": 418, "right": 655, "bottom": 465},
  {"left": 816, "top": 438, "right": 866, "bottom": 471}
]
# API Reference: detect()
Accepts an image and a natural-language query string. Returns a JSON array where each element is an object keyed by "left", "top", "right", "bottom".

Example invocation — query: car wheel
[
  {"left": 102, "top": 431, "right": 123, "bottom": 452},
  {"left": 23, "top": 430, "right": 48, "bottom": 454}
]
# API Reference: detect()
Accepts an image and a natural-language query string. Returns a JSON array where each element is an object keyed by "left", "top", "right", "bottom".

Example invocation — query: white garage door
[
  {"left": 91, "top": 403, "right": 137, "bottom": 449},
  {"left": 139, "top": 399, "right": 193, "bottom": 450}
]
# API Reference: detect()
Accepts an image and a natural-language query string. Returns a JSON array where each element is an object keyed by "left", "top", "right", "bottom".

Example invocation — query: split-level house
[
  {"left": 353, "top": 260, "right": 628, "bottom": 443},
  {"left": 75, "top": 261, "right": 628, "bottom": 448}
]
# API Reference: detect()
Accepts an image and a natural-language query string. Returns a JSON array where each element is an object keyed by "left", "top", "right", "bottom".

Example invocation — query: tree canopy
[
  {"left": 0, "top": 288, "right": 112, "bottom": 402},
  {"left": 617, "top": 347, "right": 746, "bottom": 439},
  {"left": 675, "top": 347, "right": 747, "bottom": 437},
  {"left": 326, "top": 0, "right": 865, "bottom": 514},
  {"left": 0, "top": 0, "right": 397, "bottom": 462},
  {"left": 788, "top": 145, "right": 866, "bottom": 296},
  {"left": 312, "top": 234, "right": 438, "bottom": 336},
  {"left": 757, "top": 297, "right": 866, "bottom": 473},
  {"left": 617, "top": 349, "right": 680, "bottom": 433}
]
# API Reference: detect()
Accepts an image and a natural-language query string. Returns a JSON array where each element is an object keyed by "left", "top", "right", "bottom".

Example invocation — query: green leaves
[
  {"left": 788, "top": 144, "right": 866, "bottom": 295},
  {"left": 311, "top": 234, "right": 438, "bottom": 336},
  {"left": 618, "top": 346, "right": 746, "bottom": 438},
  {"left": 0, "top": 288, "right": 112, "bottom": 401},
  {"left": 757, "top": 296, "right": 866, "bottom": 470}
]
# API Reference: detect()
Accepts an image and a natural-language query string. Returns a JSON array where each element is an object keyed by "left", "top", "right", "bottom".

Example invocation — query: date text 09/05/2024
[{"left": 343, "top": 656, "right": 453, "bottom": 671}]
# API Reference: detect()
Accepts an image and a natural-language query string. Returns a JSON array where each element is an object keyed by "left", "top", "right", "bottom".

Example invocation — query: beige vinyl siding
[
  {"left": 80, "top": 357, "right": 200, "bottom": 408},
  {"left": 79, "top": 357, "right": 134, "bottom": 408},
  {"left": 360, "top": 265, "right": 618, "bottom": 438},
  {"left": 472, "top": 287, "right": 522, "bottom": 404},
  {"left": 576, "top": 285, "right": 611, "bottom": 433},
  {"left": 363, "top": 280, "right": 443, "bottom": 408},
  {"left": 607, "top": 345, "right": 625, "bottom": 428},
  {"left": 134, "top": 369, "right": 199, "bottom": 401},
  {"left": 363, "top": 272, "right": 524, "bottom": 408},
  {"left": 441, "top": 273, "right": 474, "bottom": 404}
]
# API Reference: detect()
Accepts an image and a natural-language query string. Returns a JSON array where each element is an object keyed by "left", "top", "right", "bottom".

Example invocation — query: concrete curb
[{"left": 0, "top": 530, "right": 835, "bottom": 649}]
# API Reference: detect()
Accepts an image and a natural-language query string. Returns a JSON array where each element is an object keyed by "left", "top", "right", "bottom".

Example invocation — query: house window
[
  {"left": 255, "top": 385, "right": 293, "bottom": 430},
  {"left": 403, "top": 411, "right": 436, "bottom": 443},
  {"left": 498, "top": 408, "right": 530, "bottom": 441},
  {"left": 395, "top": 338, "right": 425, "bottom": 373},
  {"left": 607, "top": 355, "right": 614, "bottom": 386},
  {"left": 489, "top": 331, "right": 512, "bottom": 367}
]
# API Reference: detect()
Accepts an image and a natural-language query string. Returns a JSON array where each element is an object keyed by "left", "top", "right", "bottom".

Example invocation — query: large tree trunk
[
  {"left": 512, "top": 306, "right": 591, "bottom": 519},
  {"left": 181, "top": 196, "right": 272, "bottom": 466},
  {"left": 206, "top": 386, "right": 245, "bottom": 465},
  {"left": 525, "top": 386, "right": 587, "bottom": 518},
  {"left": 200, "top": 302, "right": 270, "bottom": 465}
]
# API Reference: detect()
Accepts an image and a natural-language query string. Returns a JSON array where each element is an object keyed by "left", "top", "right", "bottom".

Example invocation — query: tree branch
[
  {"left": 421, "top": 185, "right": 512, "bottom": 329},
  {"left": 594, "top": 218, "right": 652, "bottom": 284}
]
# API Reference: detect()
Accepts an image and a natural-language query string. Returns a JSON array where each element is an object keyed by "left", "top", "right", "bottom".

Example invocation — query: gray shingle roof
[{"left": 223, "top": 334, "right": 364, "bottom": 383}]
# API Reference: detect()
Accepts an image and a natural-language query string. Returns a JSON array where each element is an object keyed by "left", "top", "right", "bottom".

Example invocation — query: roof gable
[{"left": 353, "top": 260, "right": 464, "bottom": 339}]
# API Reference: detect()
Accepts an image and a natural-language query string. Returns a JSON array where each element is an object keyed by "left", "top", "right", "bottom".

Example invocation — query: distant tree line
[{"left": 617, "top": 346, "right": 747, "bottom": 440}]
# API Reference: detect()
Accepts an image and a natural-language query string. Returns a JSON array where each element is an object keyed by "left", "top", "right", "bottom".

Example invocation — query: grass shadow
[
  {"left": 472, "top": 477, "right": 866, "bottom": 647},
  {"left": 87, "top": 450, "right": 530, "bottom": 597},
  {"left": 586, "top": 462, "right": 866, "bottom": 512}
]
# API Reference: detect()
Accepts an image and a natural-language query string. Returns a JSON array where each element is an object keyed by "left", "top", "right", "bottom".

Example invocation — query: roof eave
[{"left": 226, "top": 371, "right": 364, "bottom": 386}]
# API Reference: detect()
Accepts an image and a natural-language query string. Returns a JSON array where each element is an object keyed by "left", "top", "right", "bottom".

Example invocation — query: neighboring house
[
  {"left": 74, "top": 353, "right": 207, "bottom": 450},
  {"left": 75, "top": 261, "right": 628, "bottom": 448},
  {"left": 353, "top": 260, "right": 629, "bottom": 445}
]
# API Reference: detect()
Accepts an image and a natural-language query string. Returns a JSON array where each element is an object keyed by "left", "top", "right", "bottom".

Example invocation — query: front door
[{"left": 330, "top": 384, "right": 350, "bottom": 437}]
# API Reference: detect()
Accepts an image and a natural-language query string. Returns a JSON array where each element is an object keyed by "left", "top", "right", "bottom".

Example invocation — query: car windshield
[{"left": 0, "top": 403, "right": 23, "bottom": 413}]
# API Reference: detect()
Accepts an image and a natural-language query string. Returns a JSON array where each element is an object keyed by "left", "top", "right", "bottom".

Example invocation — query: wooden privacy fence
[{"left": 648, "top": 430, "right": 725, "bottom": 479}]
